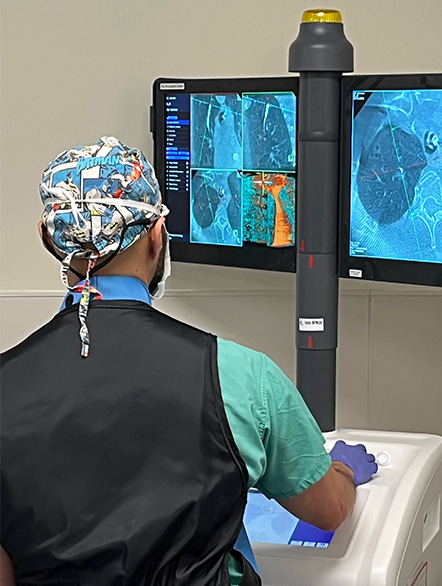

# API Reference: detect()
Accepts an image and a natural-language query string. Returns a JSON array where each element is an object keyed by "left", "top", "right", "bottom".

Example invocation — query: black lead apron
[{"left": 1, "top": 301, "right": 261, "bottom": 585}]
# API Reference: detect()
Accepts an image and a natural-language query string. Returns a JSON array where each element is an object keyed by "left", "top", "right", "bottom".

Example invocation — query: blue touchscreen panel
[{"left": 244, "top": 491, "right": 334, "bottom": 548}]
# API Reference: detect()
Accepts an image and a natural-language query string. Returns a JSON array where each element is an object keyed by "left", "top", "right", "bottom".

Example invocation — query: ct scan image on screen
[
  {"left": 166, "top": 91, "right": 296, "bottom": 250},
  {"left": 244, "top": 490, "right": 334, "bottom": 548},
  {"left": 350, "top": 88, "right": 442, "bottom": 265}
]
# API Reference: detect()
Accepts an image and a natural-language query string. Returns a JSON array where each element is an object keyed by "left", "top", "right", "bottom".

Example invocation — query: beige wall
[{"left": 1, "top": 0, "right": 441, "bottom": 435}]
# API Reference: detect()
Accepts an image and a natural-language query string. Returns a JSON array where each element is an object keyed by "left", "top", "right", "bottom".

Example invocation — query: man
[{"left": 1, "top": 137, "right": 378, "bottom": 586}]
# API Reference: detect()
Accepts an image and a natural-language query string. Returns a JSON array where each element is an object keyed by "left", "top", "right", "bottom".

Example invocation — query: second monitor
[{"left": 339, "top": 73, "right": 442, "bottom": 287}]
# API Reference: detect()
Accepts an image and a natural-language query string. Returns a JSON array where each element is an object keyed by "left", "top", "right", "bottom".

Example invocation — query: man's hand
[
  {"left": 277, "top": 442, "right": 378, "bottom": 532},
  {"left": 329, "top": 440, "right": 378, "bottom": 486}
]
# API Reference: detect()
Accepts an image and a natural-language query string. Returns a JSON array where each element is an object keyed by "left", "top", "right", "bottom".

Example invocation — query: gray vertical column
[{"left": 289, "top": 10, "right": 354, "bottom": 431}]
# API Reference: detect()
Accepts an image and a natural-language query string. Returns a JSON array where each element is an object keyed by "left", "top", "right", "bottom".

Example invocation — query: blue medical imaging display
[
  {"left": 340, "top": 74, "right": 442, "bottom": 287},
  {"left": 351, "top": 89, "right": 442, "bottom": 262},
  {"left": 244, "top": 491, "right": 334, "bottom": 548},
  {"left": 152, "top": 78, "right": 298, "bottom": 272}
]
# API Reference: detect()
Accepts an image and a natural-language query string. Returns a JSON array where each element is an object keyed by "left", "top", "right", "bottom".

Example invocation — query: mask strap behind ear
[{"left": 40, "top": 223, "right": 85, "bottom": 281}]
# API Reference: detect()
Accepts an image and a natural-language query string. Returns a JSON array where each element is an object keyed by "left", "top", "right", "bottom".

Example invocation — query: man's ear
[
  {"left": 148, "top": 218, "right": 165, "bottom": 259},
  {"left": 38, "top": 221, "right": 52, "bottom": 253}
]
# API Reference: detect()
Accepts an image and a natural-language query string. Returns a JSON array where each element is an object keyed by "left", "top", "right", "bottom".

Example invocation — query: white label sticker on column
[
  {"left": 160, "top": 82, "right": 185, "bottom": 90},
  {"left": 349, "top": 269, "right": 363, "bottom": 278},
  {"left": 299, "top": 318, "right": 324, "bottom": 332}
]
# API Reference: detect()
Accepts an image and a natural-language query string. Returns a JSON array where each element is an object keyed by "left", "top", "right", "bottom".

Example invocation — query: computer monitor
[
  {"left": 339, "top": 73, "right": 442, "bottom": 287},
  {"left": 151, "top": 77, "right": 298, "bottom": 272}
]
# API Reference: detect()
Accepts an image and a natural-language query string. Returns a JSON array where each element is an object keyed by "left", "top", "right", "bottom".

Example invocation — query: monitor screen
[
  {"left": 339, "top": 73, "right": 442, "bottom": 287},
  {"left": 244, "top": 490, "right": 334, "bottom": 548},
  {"left": 151, "top": 77, "right": 298, "bottom": 272}
]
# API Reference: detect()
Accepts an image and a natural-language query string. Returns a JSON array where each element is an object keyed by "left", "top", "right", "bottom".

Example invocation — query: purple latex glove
[{"left": 329, "top": 440, "right": 378, "bottom": 486}]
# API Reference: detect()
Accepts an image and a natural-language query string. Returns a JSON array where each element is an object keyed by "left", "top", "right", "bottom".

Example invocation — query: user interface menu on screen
[{"left": 152, "top": 78, "right": 298, "bottom": 272}]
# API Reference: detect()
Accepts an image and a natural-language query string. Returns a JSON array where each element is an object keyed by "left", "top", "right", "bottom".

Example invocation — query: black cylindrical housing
[
  {"left": 297, "top": 349, "right": 336, "bottom": 432},
  {"left": 297, "top": 73, "right": 341, "bottom": 253},
  {"left": 290, "top": 14, "right": 353, "bottom": 431},
  {"left": 296, "top": 252, "right": 338, "bottom": 350}
]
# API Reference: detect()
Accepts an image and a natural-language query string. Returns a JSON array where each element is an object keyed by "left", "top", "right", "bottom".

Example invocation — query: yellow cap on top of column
[{"left": 302, "top": 9, "right": 342, "bottom": 23}]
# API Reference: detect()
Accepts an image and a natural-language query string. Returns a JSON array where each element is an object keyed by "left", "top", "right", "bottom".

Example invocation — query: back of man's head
[{"left": 39, "top": 136, "right": 169, "bottom": 356}]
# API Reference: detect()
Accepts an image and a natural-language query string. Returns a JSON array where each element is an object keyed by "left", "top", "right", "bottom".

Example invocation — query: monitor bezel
[
  {"left": 151, "top": 76, "right": 299, "bottom": 273},
  {"left": 338, "top": 73, "right": 442, "bottom": 288}
]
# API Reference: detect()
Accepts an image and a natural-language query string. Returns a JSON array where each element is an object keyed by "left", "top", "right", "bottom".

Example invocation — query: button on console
[{"left": 376, "top": 452, "right": 391, "bottom": 466}]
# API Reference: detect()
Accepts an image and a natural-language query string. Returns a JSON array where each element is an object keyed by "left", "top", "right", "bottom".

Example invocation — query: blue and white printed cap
[{"left": 40, "top": 136, "right": 167, "bottom": 259}]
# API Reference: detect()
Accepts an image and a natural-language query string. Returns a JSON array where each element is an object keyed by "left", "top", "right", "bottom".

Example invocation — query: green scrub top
[{"left": 217, "top": 338, "right": 331, "bottom": 585}]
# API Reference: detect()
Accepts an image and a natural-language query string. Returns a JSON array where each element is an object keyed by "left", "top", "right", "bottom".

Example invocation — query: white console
[{"left": 246, "top": 429, "right": 442, "bottom": 586}]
